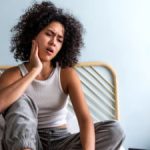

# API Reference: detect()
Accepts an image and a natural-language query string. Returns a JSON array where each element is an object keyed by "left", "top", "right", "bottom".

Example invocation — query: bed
[{"left": 0, "top": 61, "right": 125, "bottom": 150}]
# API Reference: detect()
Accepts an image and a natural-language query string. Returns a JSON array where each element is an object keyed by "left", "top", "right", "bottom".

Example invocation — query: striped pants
[{"left": 2, "top": 96, "right": 125, "bottom": 150}]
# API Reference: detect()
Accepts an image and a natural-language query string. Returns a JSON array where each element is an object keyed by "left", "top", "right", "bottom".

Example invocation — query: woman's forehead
[{"left": 45, "top": 21, "right": 65, "bottom": 37}]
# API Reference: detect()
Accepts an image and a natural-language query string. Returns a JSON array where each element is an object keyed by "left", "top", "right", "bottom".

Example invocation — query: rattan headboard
[
  {"left": 0, "top": 66, "right": 11, "bottom": 75},
  {"left": 68, "top": 61, "right": 119, "bottom": 122},
  {"left": 0, "top": 61, "right": 119, "bottom": 122}
]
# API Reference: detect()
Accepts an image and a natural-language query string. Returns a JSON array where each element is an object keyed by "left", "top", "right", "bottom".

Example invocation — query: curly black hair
[{"left": 10, "top": 1, "right": 84, "bottom": 67}]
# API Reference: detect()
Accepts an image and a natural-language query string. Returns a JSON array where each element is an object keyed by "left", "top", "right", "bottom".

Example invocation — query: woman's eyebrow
[{"left": 47, "top": 29, "right": 64, "bottom": 39}]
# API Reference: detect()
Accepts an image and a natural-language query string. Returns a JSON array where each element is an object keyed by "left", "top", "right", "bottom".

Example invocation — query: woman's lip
[
  {"left": 46, "top": 50, "right": 53, "bottom": 55},
  {"left": 47, "top": 48, "right": 54, "bottom": 52},
  {"left": 46, "top": 48, "right": 54, "bottom": 55}
]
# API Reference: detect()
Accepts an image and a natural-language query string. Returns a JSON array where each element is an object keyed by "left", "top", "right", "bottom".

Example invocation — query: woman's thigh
[{"left": 48, "top": 120, "right": 125, "bottom": 150}]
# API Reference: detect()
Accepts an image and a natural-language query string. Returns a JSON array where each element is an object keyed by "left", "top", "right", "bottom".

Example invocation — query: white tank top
[{"left": 18, "top": 63, "right": 68, "bottom": 129}]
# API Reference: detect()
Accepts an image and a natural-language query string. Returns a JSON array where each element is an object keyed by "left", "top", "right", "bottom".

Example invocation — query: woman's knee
[
  {"left": 95, "top": 120, "right": 125, "bottom": 142},
  {"left": 109, "top": 120, "right": 125, "bottom": 142},
  {"left": 4, "top": 95, "right": 38, "bottom": 121}
]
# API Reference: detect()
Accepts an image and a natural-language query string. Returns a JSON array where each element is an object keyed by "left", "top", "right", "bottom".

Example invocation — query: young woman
[{"left": 0, "top": 1, "right": 125, "bottom": 150}]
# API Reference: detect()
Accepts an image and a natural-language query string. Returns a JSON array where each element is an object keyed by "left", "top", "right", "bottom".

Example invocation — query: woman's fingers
[
  {"left": 34, "top": 41, "right": 39, "bottom": 57},
  {"left": 29, "top": 40, "right": 42, "bottom": 72},
  {"left": 31, "top": 40, "right": 36, "bottom": 57},
  {"left": 30, "top": 40, "right": 38, "bottom": 60}
]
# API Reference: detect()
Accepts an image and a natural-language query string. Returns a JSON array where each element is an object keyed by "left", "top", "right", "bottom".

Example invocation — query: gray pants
[{"left": 2, "top": 96, "right": 125, "bottom": 150}]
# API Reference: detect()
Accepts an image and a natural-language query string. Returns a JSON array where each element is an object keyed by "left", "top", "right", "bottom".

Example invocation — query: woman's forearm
[
  {"left": 0, "top": 68, "right": 39, "bottom": 113},
  {"left": 79, "top": 119, "right": 95, "bottom": 150}
]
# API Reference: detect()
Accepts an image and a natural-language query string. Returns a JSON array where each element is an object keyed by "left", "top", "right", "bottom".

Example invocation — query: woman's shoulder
[
  {"left": 61, "top": 67, "right": 77, "bottom": 77},
  {"left": 2, "top": 66, "right": 20, "bottom": 76},
  {"left": 60, "top": 67, "right": 78, "bottom": 94},
  {"left": 0, "top": 65, "right": 21, "bottom": 85},
  {"left": 61, "top": 66, "right": 80, "bottom": 83}
]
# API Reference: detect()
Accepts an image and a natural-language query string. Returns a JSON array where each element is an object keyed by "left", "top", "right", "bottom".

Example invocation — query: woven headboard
[
  {"left": 0, "top": 61, "right": 119, "bottom": 122},
  {"left": 68, "top": 61, "right": 119, "bottom": 122},
  {"left": 0, "top": 66, "right": 11, "bottom": 75}
]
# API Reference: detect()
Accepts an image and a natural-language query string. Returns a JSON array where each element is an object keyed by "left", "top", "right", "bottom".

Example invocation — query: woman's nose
[{"left": 49, "top": 37, "right": 56, "bottom": 46}]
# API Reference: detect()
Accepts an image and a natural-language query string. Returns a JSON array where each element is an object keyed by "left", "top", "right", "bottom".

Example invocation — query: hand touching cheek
[{"left": 29, "top": 40, "right": 43, "bottom": 73}]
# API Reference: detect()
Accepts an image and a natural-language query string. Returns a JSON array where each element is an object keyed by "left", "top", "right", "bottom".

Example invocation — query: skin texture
[{"left": 0, "top": 21, "right": 95, "bottom": 150}]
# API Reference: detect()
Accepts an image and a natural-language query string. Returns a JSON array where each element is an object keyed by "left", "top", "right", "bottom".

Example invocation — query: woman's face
[{"left": 35, "top": 21, "right": 65, "bottom": 62}]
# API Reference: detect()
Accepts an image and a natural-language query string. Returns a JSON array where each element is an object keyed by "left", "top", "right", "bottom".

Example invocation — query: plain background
[{"left": 0, "top": 0, "right": 150, "bottom": 149}]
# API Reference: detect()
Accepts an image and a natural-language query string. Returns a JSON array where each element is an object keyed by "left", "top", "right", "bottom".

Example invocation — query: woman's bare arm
[
  {"left": 61, "top": 68, "right": 95, "bottom": 150},
  {"left": 0, "top": 67, "right": 41, "bottom": 113}
]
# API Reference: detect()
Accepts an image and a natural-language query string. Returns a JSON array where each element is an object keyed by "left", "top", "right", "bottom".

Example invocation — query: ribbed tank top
[{"left": 18, "top": 63, "right": 68, "bottom": 129}]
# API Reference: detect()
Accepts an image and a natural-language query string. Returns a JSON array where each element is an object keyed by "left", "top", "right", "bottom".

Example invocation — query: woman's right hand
[{"left": 29, "top": 40, "right": 43, "bottom": 74}]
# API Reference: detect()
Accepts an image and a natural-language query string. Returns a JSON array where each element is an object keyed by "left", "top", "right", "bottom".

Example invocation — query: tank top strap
[{"left": 18, "top": 63, "right": 28, "bottom": 76}]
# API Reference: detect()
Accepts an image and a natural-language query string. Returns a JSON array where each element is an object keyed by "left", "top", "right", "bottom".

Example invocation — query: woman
[{"left": 0, "top": 1, "right": 125, "bottom": 150}]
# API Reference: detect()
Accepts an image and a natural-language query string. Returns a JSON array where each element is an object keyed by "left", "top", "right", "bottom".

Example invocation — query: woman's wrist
[{"left": 29, "top": 67, "right": 41, "bottom": 78}]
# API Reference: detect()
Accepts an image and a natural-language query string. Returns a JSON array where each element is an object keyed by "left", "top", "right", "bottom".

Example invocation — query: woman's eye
[
  {"left": 58, "top": 39, "right": 63, "bottom": 43},
  {"left": 46, "top": 32, "right": 52, "bottom": 36}
]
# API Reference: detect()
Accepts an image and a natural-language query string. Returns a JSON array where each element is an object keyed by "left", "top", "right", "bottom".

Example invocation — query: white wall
[{"left": 1, "top": 0, "right": 150, "bottom": 149}]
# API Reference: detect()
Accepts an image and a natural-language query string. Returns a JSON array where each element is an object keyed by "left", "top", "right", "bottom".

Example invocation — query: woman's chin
[{"left": 40, "top": 56, "right": 54, "bottom": 62}]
